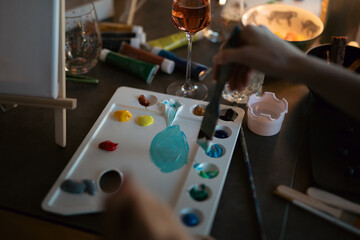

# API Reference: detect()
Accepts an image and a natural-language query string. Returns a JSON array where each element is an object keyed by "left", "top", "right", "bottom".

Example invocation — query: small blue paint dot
[
  {"left": 206, "top": 144, "right": 223, "bottom": 158},
  {"left": 182, "top": 213, "right": 199, "bottom": 227},
  {"left": 214, "top": 129, "right": 229, "bottom": 138}
]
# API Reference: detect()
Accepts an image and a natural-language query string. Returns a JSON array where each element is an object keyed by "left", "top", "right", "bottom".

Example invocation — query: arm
[
  {"left": 104, "top": 176, "right": 193, "bottom": 240},
  {"left": 104, "top": 176, "right": 215, "bottom": 240},
  {"left": 213, "top": 25, "right": 360, "bottom": 121},
  {"left": 286, "top": 53, "right": 360, "bottom": 121}
]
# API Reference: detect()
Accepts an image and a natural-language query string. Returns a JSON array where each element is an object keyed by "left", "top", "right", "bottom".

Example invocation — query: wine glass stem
[{"left": 184, "top": 33, "right": 194, "bottom": 92}]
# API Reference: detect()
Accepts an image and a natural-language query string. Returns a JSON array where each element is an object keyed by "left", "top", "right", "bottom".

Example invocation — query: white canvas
[{"left": 0, "top": 0, "right": 60, "bottom": 98}]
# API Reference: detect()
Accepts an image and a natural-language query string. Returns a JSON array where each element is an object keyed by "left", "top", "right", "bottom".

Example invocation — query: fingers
[
  {"left": 228, "top": 66, "right": 251, "bottom": 91},
  {"left": 213, "top": 47, "right": 249, "bottom": 66},
  {"left": 194, "top": 235, "right": 216, "bottom": 240},
  {"left": 212, "top": 57, "right": 251, "bottom": 91},
  {"left": 104, "top": 175, "right": 194, "bottom": 240},
  {"left": 104, "top": 176, "right": 153, "bottom": 240}
]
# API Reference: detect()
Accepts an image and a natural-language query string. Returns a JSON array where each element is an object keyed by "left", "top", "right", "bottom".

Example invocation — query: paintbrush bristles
[{"left": 197, "top": 102, "right": 219, "bottom": 152}]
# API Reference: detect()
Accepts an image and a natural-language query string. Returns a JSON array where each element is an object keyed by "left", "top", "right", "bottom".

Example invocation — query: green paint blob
[
  {"left": 150, "top": 125, "right": 189, "bottom": 173},
  {"left": 189, "top": 184, "right": 209, "bottom": 201},
  {"left": 199, "top": 170, "right": 218, "bottom": 179}
]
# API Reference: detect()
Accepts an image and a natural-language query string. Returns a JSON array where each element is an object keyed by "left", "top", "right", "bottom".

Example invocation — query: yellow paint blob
[
  {"left": 137, "top": 115, "right": 154, "bottom": 127},
  {"left": 114, "top": 110, "right": 132, "bottom": 122}
]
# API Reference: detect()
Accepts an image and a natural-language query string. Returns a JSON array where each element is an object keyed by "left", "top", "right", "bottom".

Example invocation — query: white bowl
[{"left": 241, "top": 3, "right": 324, "bottom": 51}]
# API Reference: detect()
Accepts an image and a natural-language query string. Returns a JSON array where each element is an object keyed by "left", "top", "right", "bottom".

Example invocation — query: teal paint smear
[
  {"left": 206, "top": 144, "right": 223, "bottom": 158},
  {"left": 161, "top": 99, "right": 183, "bottom": 127},
  {"left": 150, "top": 125, "right": 189, "bottom": 173}
]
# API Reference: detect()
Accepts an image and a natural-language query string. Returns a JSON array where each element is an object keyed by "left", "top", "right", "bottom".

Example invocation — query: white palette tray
[{"left": 42, "top": 86, "right": 244, "bottom": 235}]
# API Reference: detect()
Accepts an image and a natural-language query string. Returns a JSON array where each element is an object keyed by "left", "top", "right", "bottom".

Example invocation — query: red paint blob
[{"left": 99, "top": 140, "right": 119, "bottom": 151}]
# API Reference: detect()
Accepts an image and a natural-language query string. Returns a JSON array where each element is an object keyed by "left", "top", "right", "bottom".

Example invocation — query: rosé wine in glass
[{"left": 167, "top": 0, "right": 210, "bottom": 100}]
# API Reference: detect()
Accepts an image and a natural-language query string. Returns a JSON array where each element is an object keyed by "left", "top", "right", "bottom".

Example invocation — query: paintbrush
[
  {"left": 307, "top": 187, "right": 360, "bottom": 215},
  {"left": 274, "top": 185, "right": 360, "bottom": 235},
  {"left": 66, "top": 72, "right": 99, "bottom": 84},
  {"left": 197, "top": 26, "right": 244, "bottom": 152},
  {"left": 240, "top": 127, "right": 266, "bottom": 240},
  {"left": 348, "top": 59, "right": 360, "bottom": 72}
]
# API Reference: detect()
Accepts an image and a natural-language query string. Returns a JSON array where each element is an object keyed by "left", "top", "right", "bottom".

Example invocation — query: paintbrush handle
[
  {"left": 212, "top": 26, "right": 241, "bottom": 100},
  {"left": 240, "top": 127, "right": 266, "bottom": 240},
  {"left": 287, "top": 196, "right": 360, "bottom": 236},
  {"left": 307, "top": 187, "right": 360, "bottom": 215},
  {"left": 212, "top": 25, "right": 248, "bottom": 102},
  {"left": 276, "top": 185, "right": 342, "bottom": 218},
  {"left": 347, "top": 59, "right": 360, "bottom": 72},
  {"left": 213, "top": 65, "right": 233, "bottom": 99}
]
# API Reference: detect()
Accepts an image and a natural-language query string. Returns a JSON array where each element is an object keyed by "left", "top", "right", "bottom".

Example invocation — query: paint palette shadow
[{"left": 42, "top": 87, "right": 244, "bottom": 235}]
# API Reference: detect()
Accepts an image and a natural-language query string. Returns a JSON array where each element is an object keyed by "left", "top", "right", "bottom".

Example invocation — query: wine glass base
[{"left": 167, "top": 80, "right": 208, "bottom": 100}]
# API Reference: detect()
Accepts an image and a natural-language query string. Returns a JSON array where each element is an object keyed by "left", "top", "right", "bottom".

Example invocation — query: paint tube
[
  {"left": 151, "top": 47, "right": 211, "bottom": 81},
  {"left": 146, "top": 31, "right": 204, "bottom": 51},
  {"left": 119, "top": 42, "right": 175, "bottom": 74},
  {"left": 102, "top": 38, "right": 141, "bottom": 52},
  {"left": 101, "top": 31, "right": 146, "bottom": 51},
  {"left": 99, "top": 49, "right": 159, "bottom": 84},
  {"left": 101, "top": 32, "right": 146, "bottom": 43},
  {"left": 100, "top": 22, "right": 143, "bottom": 34}
]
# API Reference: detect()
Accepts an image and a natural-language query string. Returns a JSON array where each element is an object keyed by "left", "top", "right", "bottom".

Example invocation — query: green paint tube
[{"left": 99, "top": 49, "right": 159, "bottom": 84}]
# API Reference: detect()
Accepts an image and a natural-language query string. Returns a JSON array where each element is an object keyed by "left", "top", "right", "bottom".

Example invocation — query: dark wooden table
[{"left": 0, "top": 0, "right": 359, "bottom": 239}]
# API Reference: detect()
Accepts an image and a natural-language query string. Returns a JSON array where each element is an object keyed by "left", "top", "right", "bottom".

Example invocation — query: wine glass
[
  {"left": 168, "top": 0, "right": 211, "bottom": 100},
  {"left": 65, "top": 0, "right": 102, "bottom": 74}
]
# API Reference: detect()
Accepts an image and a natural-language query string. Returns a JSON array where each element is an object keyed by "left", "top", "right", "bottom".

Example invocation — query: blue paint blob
[
  {"left": 182, "top": 213, "right": 199, "bottom": 227},
  {"left": 61, "top": 179, "right": 98, "bottom": 195},
  {"left": 83, "top": 179, "right": 97, "bottom": 195},
  {"left": 206, "top": 144, "right": 223, "bottom": 158},
  {"left": 214, "top": 129, "right": 229, "bottom": 138},
  {"left": 150, "top": 125, "right": 189, "bottom": 173},
  {"left": 61, "top": 179, "right": 86, "bottom": 194}
]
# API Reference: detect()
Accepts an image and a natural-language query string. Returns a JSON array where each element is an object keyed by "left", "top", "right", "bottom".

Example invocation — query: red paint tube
[{"left": 119, "top": 42, "right": 175, "bottom": 74}]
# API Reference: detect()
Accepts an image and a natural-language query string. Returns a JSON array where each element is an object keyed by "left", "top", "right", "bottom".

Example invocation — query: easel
[
  {"left": 0, "top": 0, "right": 76, "bottom": 148},
  {"left": 113, "top": 0, "right": 139, "bottom": 25}
]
